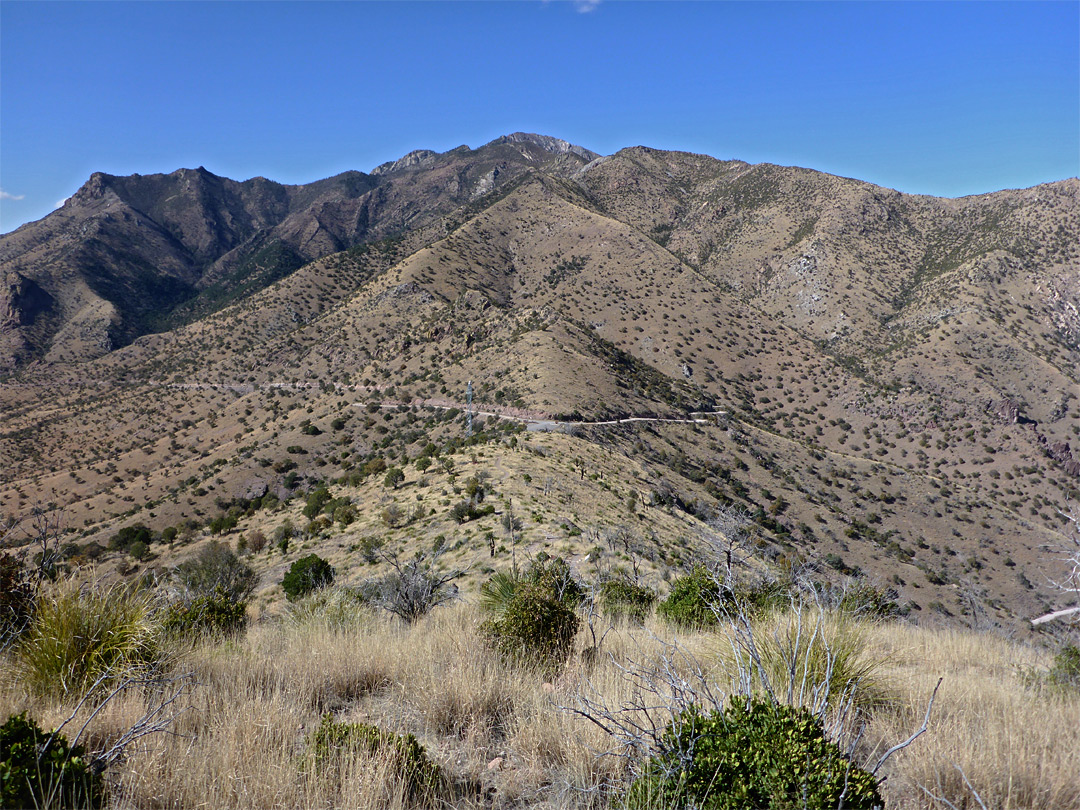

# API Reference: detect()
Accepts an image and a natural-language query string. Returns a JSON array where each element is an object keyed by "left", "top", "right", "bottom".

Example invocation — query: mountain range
[{"left": 2, "top": 132, "right": 1078, "bottom": 629}]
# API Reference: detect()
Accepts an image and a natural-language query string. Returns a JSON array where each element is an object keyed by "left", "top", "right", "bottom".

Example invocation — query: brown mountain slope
[{"left": 1, "top": 139, "right": 1077, "bottom": 632}]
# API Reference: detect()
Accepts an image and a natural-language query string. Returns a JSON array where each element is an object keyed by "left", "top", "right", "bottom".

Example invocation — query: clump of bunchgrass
[
  {"left": 285, "top": 585, "right": 371, "bottom": 632},
  {"left": 14, "top": 578, "right": 163, "bottom": 698}
]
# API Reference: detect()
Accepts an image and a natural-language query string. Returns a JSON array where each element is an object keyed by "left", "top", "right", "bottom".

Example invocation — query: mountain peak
[{"left": 488, "top": 132, "right": 598, "bottom": 161}]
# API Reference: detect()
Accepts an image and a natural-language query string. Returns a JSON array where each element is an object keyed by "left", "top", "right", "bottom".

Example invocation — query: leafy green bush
[
  {"left": 303, "top": 486, "right": 333, "bottom": 520},
  {"left": 15, "top": 580, "right": 160, "bottom": 698},
  {"left": 482, "top": 583, "right": 580, "bottom": 667},
  {"left": 0, "top": 713, "right": 104, "bottom": 809},
  {"left": 309, "top": 715, "right": 442, "bottom": 799},
  {"left": 526, "top": 555, "right": 585, "bottom": 607},
  {"left": 449, "top": 501, "right": 494, "bottom": 523},
  {"left": 282, "top": 554, "right": 334, "bottom": 601},
  {"left": 657, "top": 566, "right": 722, "bottom": 627},
  {"left": 658, "top": 568, "right": 790, "bottom": 628},
  {"left": 599, "top": 579, "right": 656, "bottom": 623},
  {"left": 108, "top": 524, "right": 154, "bottom": 553},
  {"left": 162, "top": 586, "right": 248, "bottom": 638},
  {"left": 627, "top": 699, "right": 882, "bottom": 810}
]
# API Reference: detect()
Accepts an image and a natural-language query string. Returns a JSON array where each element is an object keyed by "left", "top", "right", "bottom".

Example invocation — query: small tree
[
  {"left": 282, "top": 554, "right": 335, "bottom": 602},
  {"left": 172, "top": 541, "right": 258, "bottom": 604},
  {"left": 383, "top": 467, "right": 406, "bottom": 489}
]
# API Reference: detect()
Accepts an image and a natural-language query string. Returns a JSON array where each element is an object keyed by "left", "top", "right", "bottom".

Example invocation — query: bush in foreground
[
  {"left": 482, "top": 583, "right": 580, "bottom": 668},
  {"left": 162, "top": 586, "right": 248, "bottom": 639},
  {"left": 599, "top": 579, "right": 656, "bottom": 624},
  {"left": 627, "top": 699, "right": 882, "bottom": 810},
  {"left": 0, "top": 713, "right": 104, "bottom": 809}
]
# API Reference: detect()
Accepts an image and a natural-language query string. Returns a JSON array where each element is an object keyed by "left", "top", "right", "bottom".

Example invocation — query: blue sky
[{"left": 2, "top": 1, "right": 1077, "bottom": 233}]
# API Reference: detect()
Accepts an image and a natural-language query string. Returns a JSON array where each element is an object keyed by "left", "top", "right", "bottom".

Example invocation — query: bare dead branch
[{"left": 871, "top": 677, "right": 942, "bottom": 777}]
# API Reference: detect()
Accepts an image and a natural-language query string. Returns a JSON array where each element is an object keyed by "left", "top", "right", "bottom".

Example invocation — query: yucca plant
[{"left": 478, "top": 569, "right": 521, "bottom": 619}]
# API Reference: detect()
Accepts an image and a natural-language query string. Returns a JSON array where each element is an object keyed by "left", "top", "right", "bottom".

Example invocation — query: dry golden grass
[{"left": 2, "top": 602, "right": 1078, "bottom": 809}]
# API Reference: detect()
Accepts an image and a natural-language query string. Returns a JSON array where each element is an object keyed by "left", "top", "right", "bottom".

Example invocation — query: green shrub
[
  {"left": 303, "top": 486, "right": 333, "bottom": 520},
  {"left": 599, "top": 579, "right": 656, "bottom": 623},
  {"left": 627, "top": 699, "right": 882, "bottom": 810},
  {"left": 657, "top": 566, "right": 722, "bottom": 627},
  {"left": 162, "top": 587, "right": 248, "bottom": 638},
  {"left": 837, "top": 582, "right": 902, "bottom": 620},
  {"left": 173, "top": 541, "right": 258, "bottom": 603},
  {"left": 108, "top": 524, "right": 153, "bottom": 553},
  {"left": 482, "top": 583, "right": 580, "bottom": 667},
  {"left": 309, "top": 715, "right": 442, "bottom": 799},
  {"left": 449, "top": 501, "right": 494, "bottom": 523},
  {"left": 282, "top": 554, "right": 334, "bottom": 602},
  {"left": 658, "top": 568, "right": 790, "bottom": 628},
  {"left": 0, "top": 713, "right": 104, "bottom": 809},
  {"left": 15, "top": 580, "right": 160, "bottom": 698},
  {"left": 526, "top": 555, "right": 585, "bottom": 607}
]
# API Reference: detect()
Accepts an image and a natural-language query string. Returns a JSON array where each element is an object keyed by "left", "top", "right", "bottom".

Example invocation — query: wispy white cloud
[
  {"left": 0, "top": 189, "right": 25, "bottom": 201},
  {"left": 574, "top": 0, "right": 601, "bottom": 13},
  {"left": 55, "top": 197, "right": 70, "bottom": 209}
]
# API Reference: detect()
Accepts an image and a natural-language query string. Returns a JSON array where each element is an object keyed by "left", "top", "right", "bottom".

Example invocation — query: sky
[{"left": 1, "top": 1, "right": 1077, "bottom": 233}]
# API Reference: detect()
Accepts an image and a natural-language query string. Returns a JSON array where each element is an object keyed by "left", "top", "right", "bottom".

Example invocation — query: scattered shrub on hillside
[
  {"left": 658, "top": 567, "right": 791, "bottom": 628},
  {"left": 482, "top": 583, "right": 580, "bottom": 667},
  {"left": 108, "top": 524, "right": 154, "bottom": 554},
  {"left": 15, "top": 580, "right": 161, "bottom": 698},
  {"left": 282, "top": 554, "right": 334, "bottom": 602},
  {"left": 0, "top": 713, "right": 104, "bottom": 809},
  {"left": 162, "top": 586, "right": 248, "bottom": 638},
  {"left": 371, "top": 552, "right": 460, "bottom": 623},
  {"left": 449, "top": 500, "right": 494, "bottom": 523},
  {"left": 308, "top": 715, "right": 442, "bottom": 800},
  {"left": 383, "top": 467, "right": 405, "bottom": 489},
  {"left": 657, "top": 566, "right": 723, "bottom": 628},
  {"left": 599, "top": 579, "right": 656, "bottom": 624},
  {"left": 303, "top": 486, "right": 333, "bottom": 520},
  {"left": 626, "top": 699, "right": 882, "bottom": 810},
  {"left": 835, "top": 581, "right": 903, "bottom": 620},
  {"left": 172, "top": 541, "right": 258, "bottom": 604}
]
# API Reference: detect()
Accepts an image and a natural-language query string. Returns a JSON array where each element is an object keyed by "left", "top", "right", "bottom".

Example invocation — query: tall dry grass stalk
[{"left": 1, "top": 600, "right": 1077, "bottom": 808}]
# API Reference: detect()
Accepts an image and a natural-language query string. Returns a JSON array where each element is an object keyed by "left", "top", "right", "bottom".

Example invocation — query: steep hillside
[{"left": 1, "top": 137, "right": 1077, "bottom": 633}]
